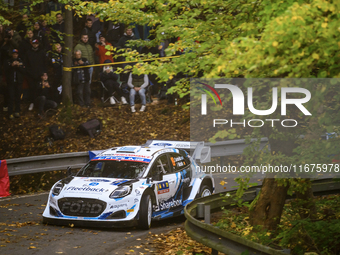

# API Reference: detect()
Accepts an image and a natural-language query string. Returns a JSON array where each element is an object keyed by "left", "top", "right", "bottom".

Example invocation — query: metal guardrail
[
  {"left": 6, "top": 152, "right": 89, "bottom": 176},
  {"left": 5, "top": 138, "right": 269, "bottom": 176},
  {"left": 184, "top": 179, "right": 340, "bottom": 255}
]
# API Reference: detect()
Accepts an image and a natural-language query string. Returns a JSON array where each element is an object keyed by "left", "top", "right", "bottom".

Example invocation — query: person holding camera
[
  {"left": 1, "top": 27, "right": 22, "bottom": 62},
  {"left": 95, "top": 34, "right": 113, "bottom": 64},
  {"left": 35, "top": 73, "right": 57, "bottom": 119}
]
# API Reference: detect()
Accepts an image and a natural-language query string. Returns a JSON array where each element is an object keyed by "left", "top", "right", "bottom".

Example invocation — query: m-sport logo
[{"left": 199, "top": 84, "right": 311, "bottom": 128}]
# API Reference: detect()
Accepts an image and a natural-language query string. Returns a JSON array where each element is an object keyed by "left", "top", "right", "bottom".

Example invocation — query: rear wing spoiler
[{"left": 144, "top": 140, "right": 211, "bottom": 163}]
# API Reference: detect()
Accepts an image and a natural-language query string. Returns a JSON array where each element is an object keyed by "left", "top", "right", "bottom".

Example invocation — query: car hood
[{"left": 58, "top": 177, "right": 137, "bottom": 198}]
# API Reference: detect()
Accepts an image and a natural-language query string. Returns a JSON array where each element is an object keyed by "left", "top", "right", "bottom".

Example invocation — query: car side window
[
  {"left": 149, "top": 154, "right": 171, "bottom": 177},
  {"left": 169, "top": 153, "right": 189, "bottom": 172}
]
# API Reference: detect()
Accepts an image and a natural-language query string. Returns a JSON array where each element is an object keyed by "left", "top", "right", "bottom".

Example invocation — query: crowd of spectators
[{"left": 1, "top": 3, "right": 181, "bottom": 119}]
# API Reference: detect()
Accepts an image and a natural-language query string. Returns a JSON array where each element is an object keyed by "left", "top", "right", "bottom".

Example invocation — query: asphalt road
[{"left": 0, "top": 172, "right": 261, "bottom": 255}]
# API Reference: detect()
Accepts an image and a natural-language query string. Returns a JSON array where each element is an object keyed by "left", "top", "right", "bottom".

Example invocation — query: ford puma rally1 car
[{"left": 43, "top": 140, "right": 214, "bottom": 229}]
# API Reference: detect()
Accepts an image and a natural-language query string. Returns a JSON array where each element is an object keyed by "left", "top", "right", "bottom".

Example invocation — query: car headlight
[
  {"left": 109, "top": 185, "right": 132, "bottom": 199},
  {"left": 52, "top": 182, "right": 64, "bottom": 196}
]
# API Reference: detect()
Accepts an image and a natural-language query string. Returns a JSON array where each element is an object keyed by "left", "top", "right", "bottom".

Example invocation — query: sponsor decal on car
[
  {"left": 65, "top": 186, "right": 109, "bottom": 193},
  {"left": 134, "top": 198, "right": 139, "bottom": 203},
  {"left": 152, "top": 143, "right": 173, "bottom": 147},
  {"left": 88, "top": 182, "right": 99, "bottom": 186},
  {"left": 93, "top": 156, "right": 151, "bottom": 163},
  {"left": 135, "top": 189, "right": 141, "bottom": 196},
  {"left": 118, "top": 147, "right": 138, "bottom": 152},
  {"left": 83, "top": 179, "right": 111, "bottom": 182},
  {"left": 111, "top": 180, "right": 129, "bottom": 186},
  {"left": 127, "top": 209, "right": 134, "bottom": 213},
  {"left": 112, "top": 154, "right": 152, "bottom": 159},
  {"left": 61, "top": 201, "right": 103, "bottom": 214},
  {"left": 159, "top": 199, "right": 182, "bottom": 210},
  {"left": 157, "top": 181, "right": 170, "bottom": 194},
  {"left": 110, "top": 204, "right": 128, "bottom": 209}
]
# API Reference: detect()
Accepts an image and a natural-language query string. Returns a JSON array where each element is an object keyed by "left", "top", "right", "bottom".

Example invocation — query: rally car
[{"left": 42, "top": 140, "right": 214, "bottom": 229}]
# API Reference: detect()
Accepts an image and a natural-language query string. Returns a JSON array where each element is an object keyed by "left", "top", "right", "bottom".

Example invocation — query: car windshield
[{"left": 76, "top": 160, "right": 148, "bottom": 179}]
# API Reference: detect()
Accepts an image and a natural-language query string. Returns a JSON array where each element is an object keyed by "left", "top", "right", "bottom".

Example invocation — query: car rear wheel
[
  {"left": 200, "top": 185, "right": 212, "bottom": 197},
  {"left": 138, "top": 193, "right": 152, "bottom": 230}
]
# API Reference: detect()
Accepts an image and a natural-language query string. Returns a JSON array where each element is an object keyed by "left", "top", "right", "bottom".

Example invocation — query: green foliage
[
  {"left": 228, "top": 177, "right": 258, "bottom": 208},
  {"left": 216, "top": 194, "right": 340, "bottom": 254}
]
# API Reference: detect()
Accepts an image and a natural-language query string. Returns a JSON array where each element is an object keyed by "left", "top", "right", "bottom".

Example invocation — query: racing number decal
[{"left": 157, "top": 181, "right": 170, "bottom": 194}]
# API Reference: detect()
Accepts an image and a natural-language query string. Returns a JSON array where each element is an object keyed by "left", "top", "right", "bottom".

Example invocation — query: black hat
[{"left": 104, "top": 59, "right": 112, "bottom": 63}]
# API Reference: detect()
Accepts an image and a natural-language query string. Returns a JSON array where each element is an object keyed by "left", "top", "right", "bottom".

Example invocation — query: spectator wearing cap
[
  {"left": 51, "top": 13, "right": 64, "bottom": 43},
  {"left": 100, "top": 59, "right": 128, "bottom": 105},
  {"left": 35, "top": 72, "right": 57, "bottom": 119},
  {"left": 74, "top": 34, "right": 94, "bottom": 85},
  {"left": 5, "top": 49, "right": 25, "bottom": 119},
  {"left": 24, "top": 38, "right": 47, "bottom": 111},
  {"left": 95, "top": 34, "right": 113, "bottom": 64},
  {"left": 127, "top": 65, "right": 149, "bottom": 113},
  {"left": 49, "top": 43, "right": 63, "bottom": 103},
  {"left": 72, "top": 50, "right": 91, "bottom": 107}
]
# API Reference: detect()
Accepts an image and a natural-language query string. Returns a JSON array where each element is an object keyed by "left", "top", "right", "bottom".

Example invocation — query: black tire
[
  {"left": 138, "top": 193, "right": 152, "bottom": 230},
  {"left": 199, "top": 184, "right": 212, "bottom": 198}
]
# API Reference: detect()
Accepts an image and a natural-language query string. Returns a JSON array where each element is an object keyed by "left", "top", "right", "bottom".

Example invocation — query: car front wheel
[
  {"left": 138, "top": 193, "right": 152, "bottom": 230},
  {"left": 200, "top": 185, "right": 212, "bottom": 197}
]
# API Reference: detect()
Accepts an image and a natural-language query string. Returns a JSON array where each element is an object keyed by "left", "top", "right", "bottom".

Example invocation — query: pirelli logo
[{"left": 157, "top": 181, "right": 169, "bottom": 194}]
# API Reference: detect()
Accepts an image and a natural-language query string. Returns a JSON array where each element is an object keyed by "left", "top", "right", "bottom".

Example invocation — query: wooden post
[{"left": 62, "top": 7, "right": 73, "bottom": 104}]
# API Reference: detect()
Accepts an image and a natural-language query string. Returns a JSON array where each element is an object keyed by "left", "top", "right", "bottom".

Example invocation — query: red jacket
[{"left": 95, "top": 42, "right": 114, "bottom": 64}]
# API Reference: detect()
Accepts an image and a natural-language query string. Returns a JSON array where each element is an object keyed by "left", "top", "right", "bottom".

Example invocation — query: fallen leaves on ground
[{"left": 145, "top": 227, "right": 220, "bottom": 255}]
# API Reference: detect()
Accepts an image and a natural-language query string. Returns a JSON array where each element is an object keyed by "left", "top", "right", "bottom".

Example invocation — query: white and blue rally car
[{"left": 43, "top": 140, "right": 214, "bottom": 229}]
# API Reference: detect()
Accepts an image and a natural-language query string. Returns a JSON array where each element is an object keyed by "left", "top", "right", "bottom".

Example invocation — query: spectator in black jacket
[
  {"left": 24, "top": 38, "right": 47, "bottom": 111},
  {"left": 5, "top": 49, "right": 25, "bottom": 119},
  {"left": 35, "top": 73, "right": 57, "bottom": 119},
  {"left": 33, "top": 22, "right": 47, "bottom": 50},
  {"left": 117, "top": 28, "right": 136, "bottom": 49},
  {"left": 18, "top": 29, "right": 34, "bottom": 58},
  {"left": 100, "top": 59, "right": 128, "bottom": 105},
  {"left": 49, "top": 43, "right": 63, "bottom": 103},
  {"left": 81, "top": 19, "right": 97, "bottom": 50},
  {"left": 106, "top": 22, "right": 124, "bottom": 47},
  {"left": 73, "top": 50, "right": 91, "bottom": 107},
  {"left": 51, "top": 13, "right": 65, "bottom": 43},
  {"left": 16, "top": 14, "right": 31, "bottom": 40}
]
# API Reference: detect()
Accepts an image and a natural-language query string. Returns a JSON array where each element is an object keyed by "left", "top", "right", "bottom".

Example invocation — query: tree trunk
[
  {"left": 62, "top": 8, "right": 73, "bottom": 104},
  {"left": 250, "top": 178, "right": 289, "bottom": 230}
]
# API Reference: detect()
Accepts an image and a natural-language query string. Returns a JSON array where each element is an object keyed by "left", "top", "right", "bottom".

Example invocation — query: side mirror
[{"left": 67, "top": 167, "right": 72, "bottom": 176}]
